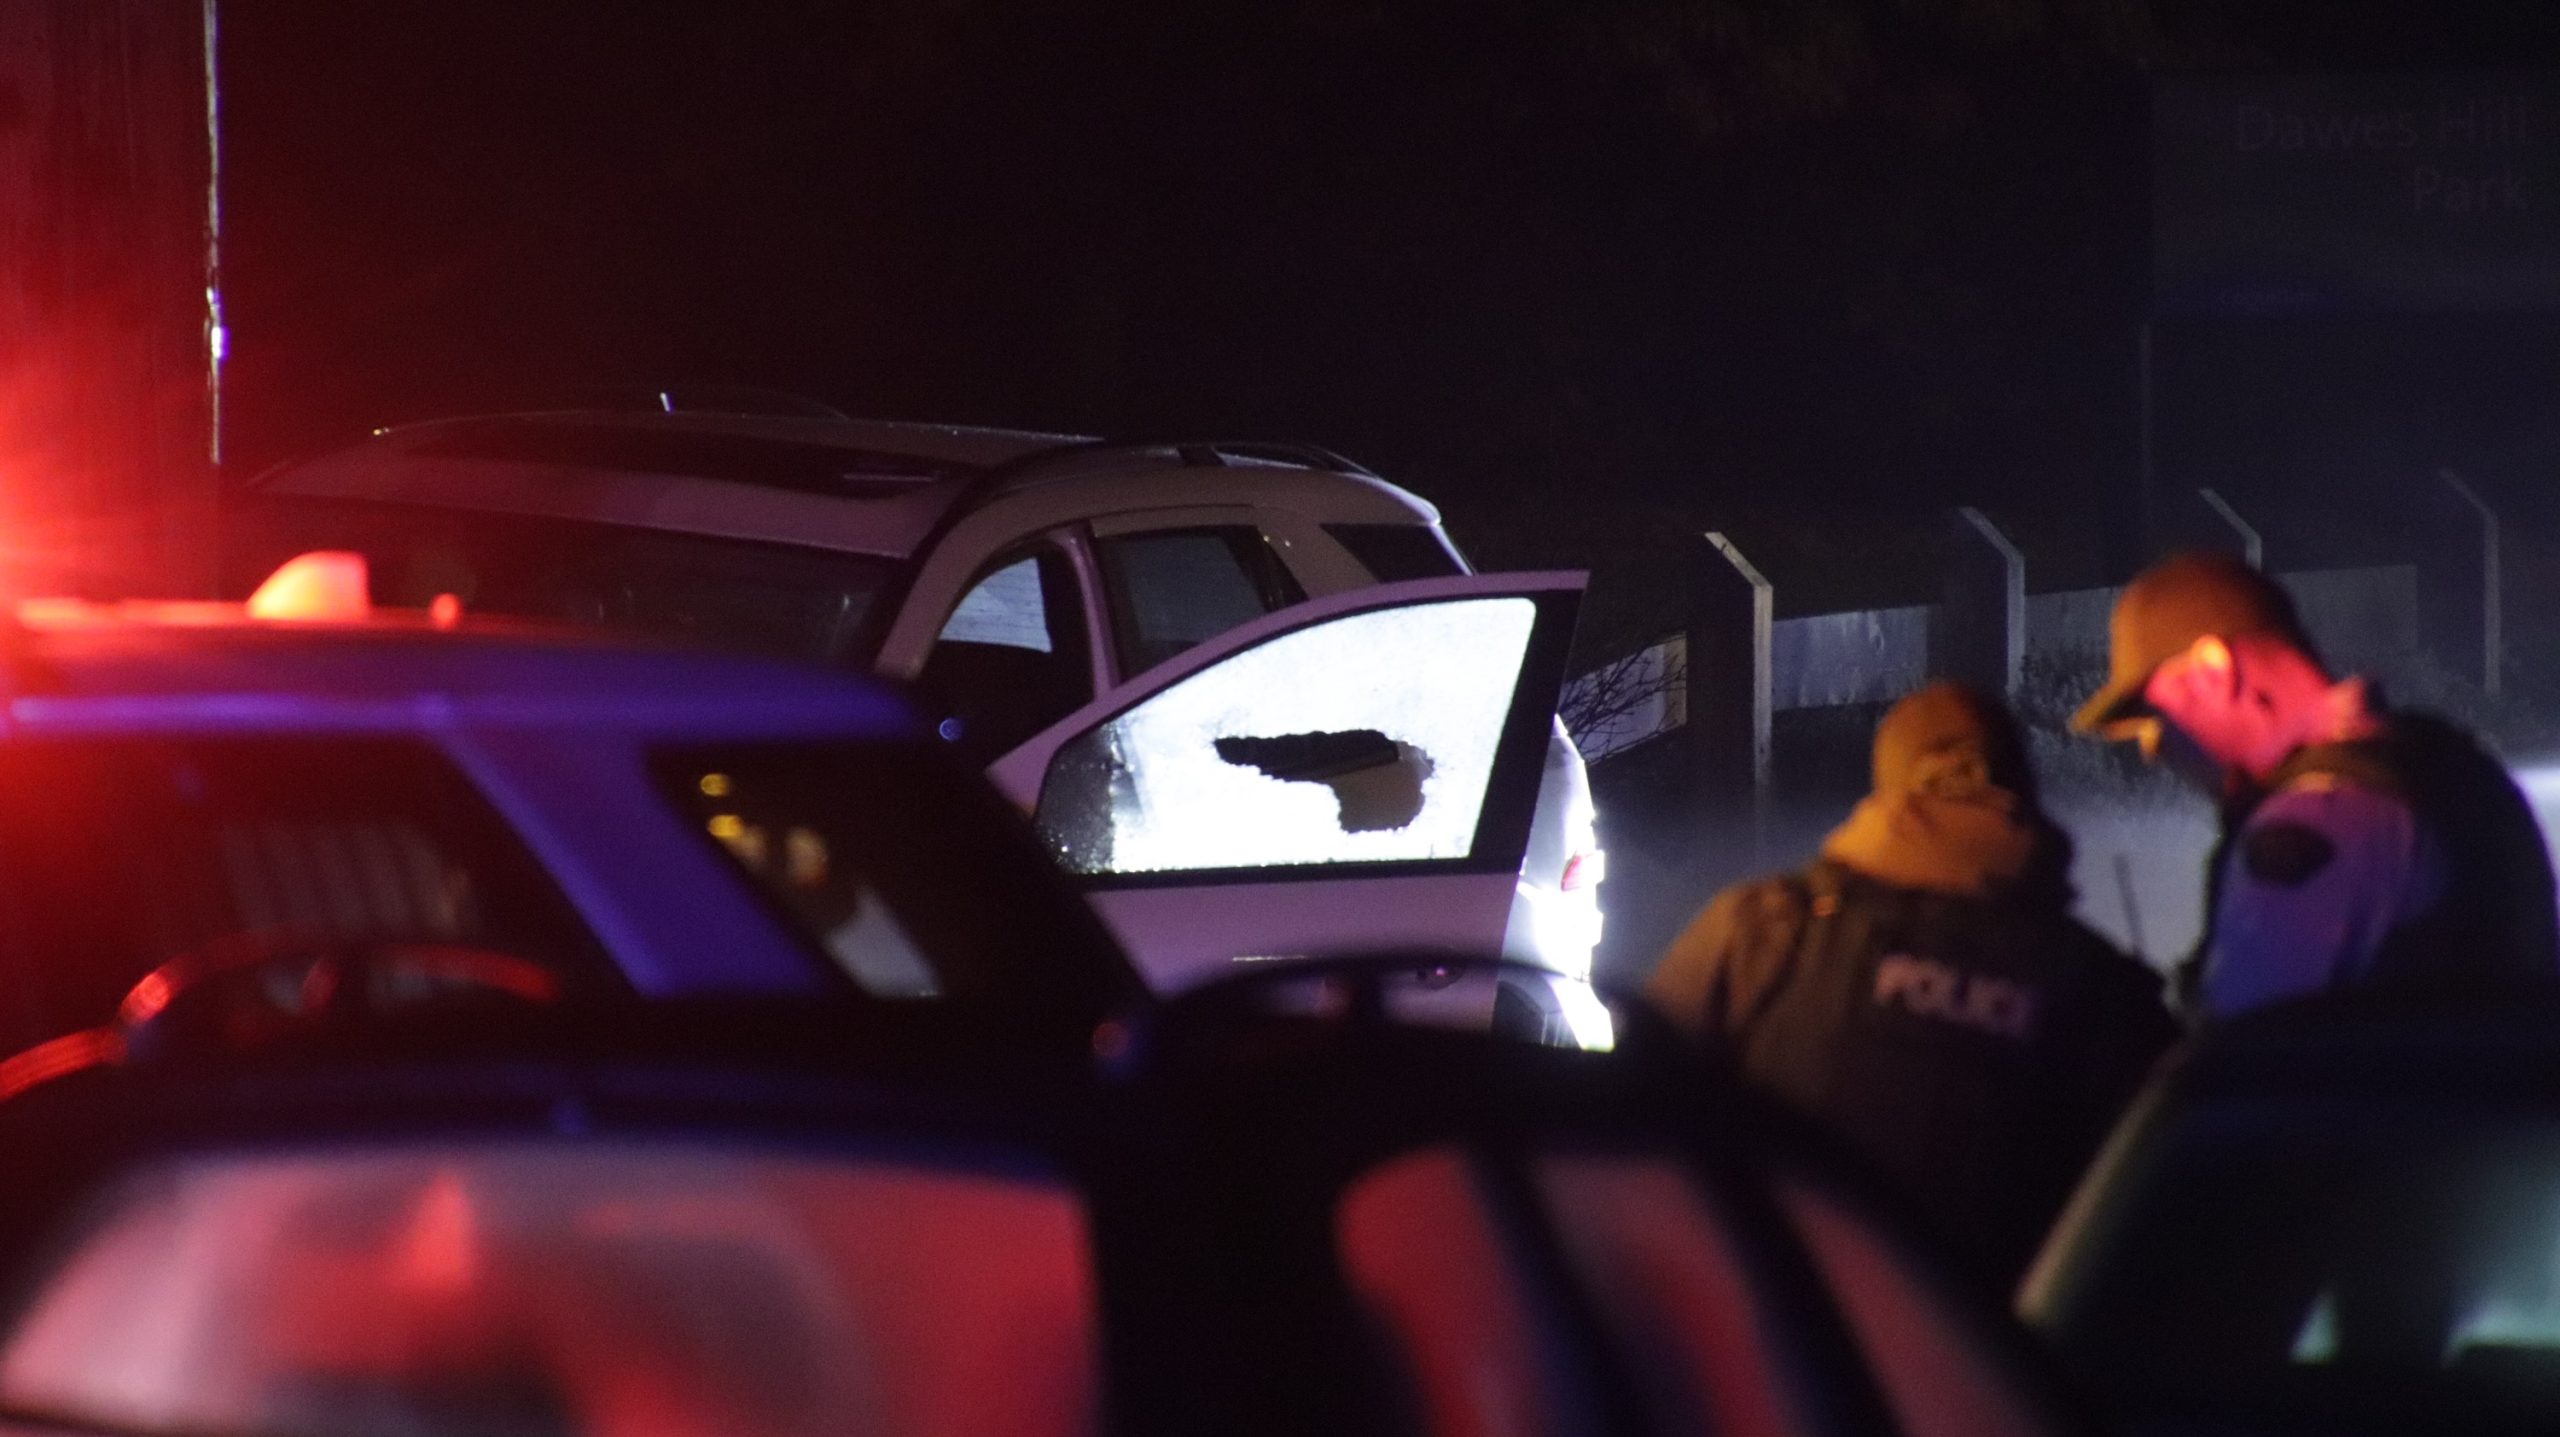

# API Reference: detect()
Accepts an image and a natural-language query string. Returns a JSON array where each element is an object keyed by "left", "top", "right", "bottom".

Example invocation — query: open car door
[{"left": 987, "top": 573, "right": 1583, "bottom": 997}]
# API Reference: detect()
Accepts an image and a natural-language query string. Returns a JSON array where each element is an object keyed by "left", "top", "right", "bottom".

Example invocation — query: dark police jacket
[
  {"left": 1650, "top": 859, "right": 2176, "bottom": 1286},
  {"left": 2192, "top": 711, "right": 2559, "bottom": 1015}
]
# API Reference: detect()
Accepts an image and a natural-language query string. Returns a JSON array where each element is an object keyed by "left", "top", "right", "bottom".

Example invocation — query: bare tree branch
[{"left": 1561, "top": 636, "right": 1687, "bottom": 760}]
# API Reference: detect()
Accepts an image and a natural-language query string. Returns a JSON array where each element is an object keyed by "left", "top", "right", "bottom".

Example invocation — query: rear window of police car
[
  {"left": 0, "top": 737, "right": 617, "bottom": 1053},
  {"left": 0, "top": 1138, "right": 1101, "bottom": 1437}
]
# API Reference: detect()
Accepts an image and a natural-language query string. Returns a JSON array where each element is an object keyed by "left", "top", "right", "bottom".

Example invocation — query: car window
[
  {"left": 1035, "top": 596, "right": 1538, "bottom": 876},
  {"left": 228, "top": 500, "right": 893, "bottom": 665},
  {"left": 1325, "top": 523, "right": 1468, "bottom": 582},
  {"left": 938, "top": 555, "right": 1056, "bottom": 652},
  {"left": 649, "top": 743, "right": 1129, "bottom": 1016},
  {"left": 655, "top": 754, "right": 939, "bottom": 998},
  {"left": 2036, "top": 1108, "right": 2560, "bottom": 1427},
  {"left": 1532, "top": 1154, "right": 1821, "bottom": 1437},
  {"left": 1771, "top": 1170, "right": 2055, "bottom": 1437},
  {"left": 918, "top": 548, "right": 1094, "bottom": 764},
  {"left": 0, "top": 1141, "right": 1099, "bottom": 1437},
  {"left": 0, "top": 738, "right": 616, "bottom": 1055},
  {"left": 1335, "top": 1146, "right": 1607, "bottom": 1437},
  {"left": 1095, "top": 527, "right": 1303, "bottom": 674}
]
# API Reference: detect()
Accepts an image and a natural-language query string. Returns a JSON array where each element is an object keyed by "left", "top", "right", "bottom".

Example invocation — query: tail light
[{"left": 1561, "top": 849, "right": 1606, "bottom": 893}]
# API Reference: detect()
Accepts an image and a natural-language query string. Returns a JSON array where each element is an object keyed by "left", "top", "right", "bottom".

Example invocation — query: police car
[
  {"left": 0, "top": 552, "right": 1139, "bottom": 1071},
  {"left": 226, "top": 411, "right": 1610, "bottom": 1045},
  {"left": 0, "top": 959, "right": 2102, "bottom": 1437},
  {"left": 2024, "top": 996, "right": 2560, "bottom": 1437}
]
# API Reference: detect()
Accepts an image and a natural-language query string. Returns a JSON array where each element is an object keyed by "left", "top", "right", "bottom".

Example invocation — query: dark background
[{"left": 217, "top": 1, "right": 2560, "bottom": 645}]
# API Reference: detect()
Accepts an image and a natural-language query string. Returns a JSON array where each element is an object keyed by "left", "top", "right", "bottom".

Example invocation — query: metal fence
[
  {"left": 1567, "top": 518, "right": 2432, "bottom": 770},
  {"left": 1571, "top": 495, "right": 2504, "bottom": 983}
]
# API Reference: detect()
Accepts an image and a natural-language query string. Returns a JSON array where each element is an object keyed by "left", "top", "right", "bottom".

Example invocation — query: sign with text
[{"left": 2155, "top": 72, "right": 2560, "bottom": 313}]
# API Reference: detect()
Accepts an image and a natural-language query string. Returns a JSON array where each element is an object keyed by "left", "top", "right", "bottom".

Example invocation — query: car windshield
[
  {"left": 0, "top": 1139, "right": 1099, "bottom": 1437},
  {"left": 0, "top": 737, "right": 618, "bottom": 1057},
  {"left": 228, "top": 500, "right": 899, "bottom": 667},
  {"left": 2046, "top": 1104, "right": 2560, "bottom": 1433}
]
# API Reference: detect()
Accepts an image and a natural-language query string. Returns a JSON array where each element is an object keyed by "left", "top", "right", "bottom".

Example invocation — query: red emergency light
[{"left": 245, "top": 551, "right": 373, "bottom": 622}]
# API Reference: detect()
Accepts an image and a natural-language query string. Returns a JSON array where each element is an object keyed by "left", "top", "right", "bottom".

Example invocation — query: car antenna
[{"left": 2113, "top": 852, "right": 2148, "bottom": 964}]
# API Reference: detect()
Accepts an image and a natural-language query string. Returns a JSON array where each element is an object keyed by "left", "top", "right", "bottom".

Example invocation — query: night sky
[{"left": 215, "top": 1, "right": 2560, "bottom": 635}]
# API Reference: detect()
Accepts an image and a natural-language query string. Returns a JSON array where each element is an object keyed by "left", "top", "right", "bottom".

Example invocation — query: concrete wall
[
  {"left": 1770, "top": 604, "right": 1930, "bottom": 711},
  {"left": 2026, "top": 563, "right": 2421, "bottom": 680},
  {"left": 2285, "top": 563, "right": 2421, "bottom": 682}
]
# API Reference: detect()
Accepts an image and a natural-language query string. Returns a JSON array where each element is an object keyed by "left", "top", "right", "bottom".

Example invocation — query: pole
[
  {"left": 2439, "top": 469, "right": 2502, "bottom": 698},
  {"left": 2137, "top": 321, "right": 2156, "bottom": 568},
  {"left": 1950, "top": 506, "right": 2027, "bottom": 698},
  {"left": 2113, "top": 852, "right": 2148, "bottom": 965},
  {"left": 1693, "top": 532, "right": 1772, "bottom": 862},
  {"left": 2197, "top": 487, "right": 2263, "bottom": 569}
]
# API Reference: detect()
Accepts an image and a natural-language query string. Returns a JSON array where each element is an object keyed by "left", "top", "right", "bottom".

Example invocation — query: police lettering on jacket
[{"left": 1871, "top": 952, "right": 2038, "bottom": 1040}]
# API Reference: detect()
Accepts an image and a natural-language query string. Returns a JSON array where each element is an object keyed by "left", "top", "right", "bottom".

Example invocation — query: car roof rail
[
  {"left": 853, "top": 435, "right": 1386, "bottom": 653},
  {"left": 552, "top": 384, "right": 854, "bottom": 420},
  {"left": 989, "top": 438, "right": 1380, "bottom": 486}
]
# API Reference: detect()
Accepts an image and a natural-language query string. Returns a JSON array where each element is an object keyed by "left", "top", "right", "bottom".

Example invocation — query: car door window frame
[
  {"left": 1055, "top": 525, "right": 1116, "bottom": 697},
  {"left": 1247, "top": 505, "right": 1380, "bottom": 597},
  {"left": 914, "top": 533, "right": 1113, "bottom": 762}
]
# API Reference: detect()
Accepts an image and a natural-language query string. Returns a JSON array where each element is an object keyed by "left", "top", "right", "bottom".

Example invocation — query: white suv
[{"left": 228, "top": 411, "right": 1609, "bottom": 1045}]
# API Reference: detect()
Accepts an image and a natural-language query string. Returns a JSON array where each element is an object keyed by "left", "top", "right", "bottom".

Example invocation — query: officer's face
[{"left": 2142, "top": 652, "right": 2253, "bottom": 790}]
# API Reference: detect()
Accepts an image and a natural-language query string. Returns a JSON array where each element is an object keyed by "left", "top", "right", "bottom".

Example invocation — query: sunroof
[{"left": 406, "top": 419, "right": 989, "bottom": 498}]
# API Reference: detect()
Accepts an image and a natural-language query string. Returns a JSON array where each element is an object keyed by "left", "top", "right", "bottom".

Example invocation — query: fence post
[
  {"left": 1939, "top": 507, "right": 2025, "bottom": 698},
  {"left": 2197, "top": 488, "right": 2264, "bottom": 570},
  {"left": 1688, "top": 532, "right": 1772, "bottom": 820},
  {"left": 2439, "top": 469, "right": 2502, "bottom": 698}
]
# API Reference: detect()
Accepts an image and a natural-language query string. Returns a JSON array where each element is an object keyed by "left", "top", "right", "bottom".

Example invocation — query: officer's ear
[
  {"left": 2187, "top": 635, "right": 2237, "bottom": 694},
  {"left": 2143, "top": 637, "right": 2239, "bottom": 728},
  {"left": 2191, "top": 630, "right": 2232, "bottom": 676}
]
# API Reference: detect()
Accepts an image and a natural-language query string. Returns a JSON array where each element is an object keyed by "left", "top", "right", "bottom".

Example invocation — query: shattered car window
[{"left": 1035, "top": 597, "right": 1535, "bottom": 875}]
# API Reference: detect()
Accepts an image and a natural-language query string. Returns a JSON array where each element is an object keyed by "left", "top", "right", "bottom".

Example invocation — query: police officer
[
  {"left": 2073, "top": 551, "right": 2558, "bottom": 1019},
  {"left": 1649, "top": 682, "right": 2175, "bottom": 1286}
]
